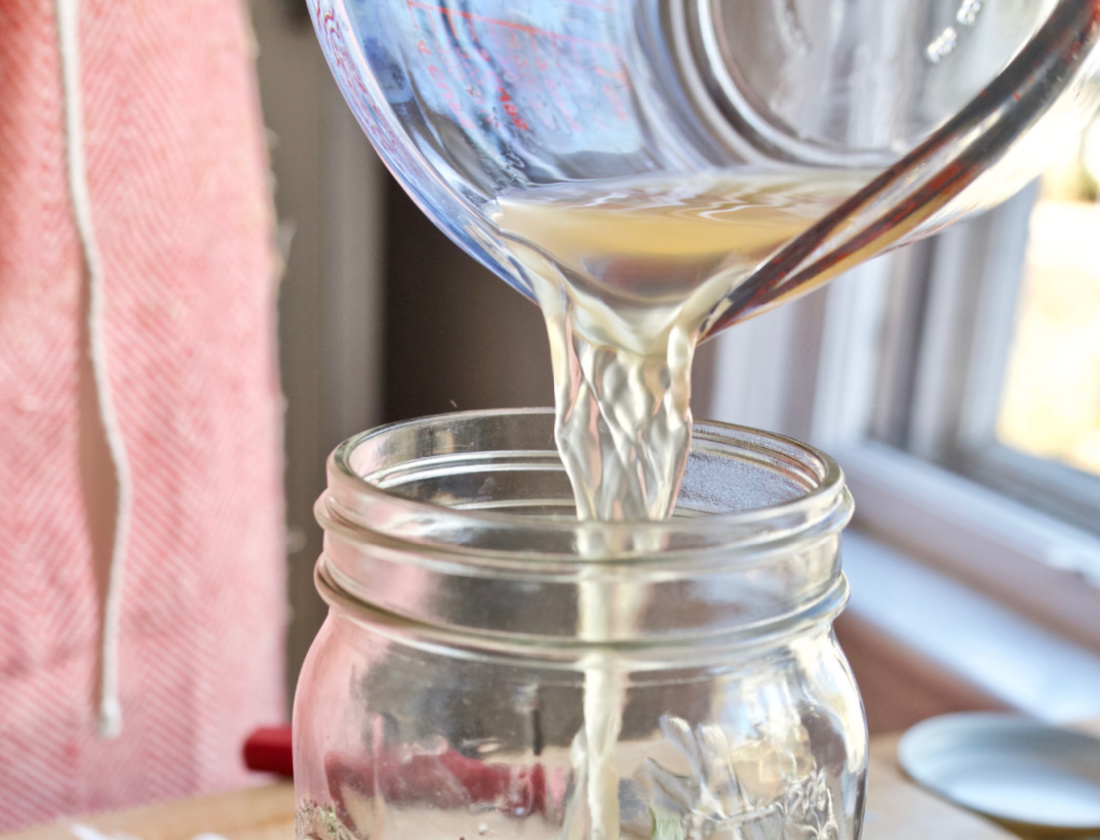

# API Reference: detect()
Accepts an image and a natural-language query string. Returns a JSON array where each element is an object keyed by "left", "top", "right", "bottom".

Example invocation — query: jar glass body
[{"left": 294, "top": 409, "right": 866, "bottom": 840}]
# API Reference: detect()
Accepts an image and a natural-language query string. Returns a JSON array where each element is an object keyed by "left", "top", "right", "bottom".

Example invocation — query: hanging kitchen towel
[{"left": 0, "top": 0, "right": 286, "bottom": 828}]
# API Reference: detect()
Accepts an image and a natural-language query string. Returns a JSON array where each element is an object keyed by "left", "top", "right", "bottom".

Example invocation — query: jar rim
[{"left": 321, "top": 408, "right": 852, "bottom": 566}]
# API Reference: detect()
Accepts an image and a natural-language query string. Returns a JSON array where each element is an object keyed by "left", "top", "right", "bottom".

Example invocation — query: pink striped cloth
[{"left": 0, "top": 0, "right": 286, "bottom": 828}]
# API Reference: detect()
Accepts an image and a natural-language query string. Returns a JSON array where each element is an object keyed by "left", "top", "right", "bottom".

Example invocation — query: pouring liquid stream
[
  {"left": 493, "top": 167, "right": 870, "bottom": 839},
  {"left": 495, "top": 168, "right": 871, "bottom": 520}
]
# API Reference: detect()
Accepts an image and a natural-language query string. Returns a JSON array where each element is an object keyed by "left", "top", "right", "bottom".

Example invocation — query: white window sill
[{"left": 842, "top": 528, "right": 1100, "bottom": 724}]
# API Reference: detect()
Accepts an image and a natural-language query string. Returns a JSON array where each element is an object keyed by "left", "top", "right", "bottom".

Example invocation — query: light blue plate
[{"left": 899, "top": 713, "right": 1100, "bottom": 836}]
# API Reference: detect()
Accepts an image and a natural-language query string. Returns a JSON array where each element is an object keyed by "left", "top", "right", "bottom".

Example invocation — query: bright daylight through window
[{"left": 998, "top": 122, "right": 1100, "bottom": 481}]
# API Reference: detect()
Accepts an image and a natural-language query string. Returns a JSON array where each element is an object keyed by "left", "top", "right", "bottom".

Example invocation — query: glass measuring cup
[{"left": 308, "top": 0, "right": 1100, "bottom": 332}]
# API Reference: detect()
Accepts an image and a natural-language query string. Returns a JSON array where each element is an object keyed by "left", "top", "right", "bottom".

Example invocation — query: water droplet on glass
[
  {"left": 956, "top": 0, "right": 983, "bottom": 27},
  {"left": 925, "top": 27, "right": 958, "bottom": 64}
]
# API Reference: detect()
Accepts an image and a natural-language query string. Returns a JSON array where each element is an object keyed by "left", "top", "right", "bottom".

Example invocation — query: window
[
  {"left": 699, "top": 126, "right": 1100, "bottom": 656},
  {"left": 863, "top": 138, "right": 1100, "bottom": 542},
  {"left": 822, "top": 173, "right": 1100, "bottom": 652}
]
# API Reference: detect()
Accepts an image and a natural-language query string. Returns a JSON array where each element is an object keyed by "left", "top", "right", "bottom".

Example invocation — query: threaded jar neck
[{"left": 316, "top": 409, "right": 852, "bottom": 656}]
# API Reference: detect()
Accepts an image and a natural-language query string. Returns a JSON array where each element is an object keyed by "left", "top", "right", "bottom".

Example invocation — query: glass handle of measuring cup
[{"left": 700, "top": 0, "right": 1100, "bottom": 330}]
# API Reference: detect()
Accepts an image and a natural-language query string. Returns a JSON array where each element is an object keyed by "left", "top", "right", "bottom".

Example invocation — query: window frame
[{"left": 805, "top": 201, "right": 1100, "bottom": 652}]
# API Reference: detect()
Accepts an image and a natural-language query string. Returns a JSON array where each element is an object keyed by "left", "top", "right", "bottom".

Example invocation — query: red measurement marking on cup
[
  {"left": 406, "top": 1, "right": 619, "bottom": 49},
  {"left": 404, "top": 0, "right": 629, "bottom": 132}
]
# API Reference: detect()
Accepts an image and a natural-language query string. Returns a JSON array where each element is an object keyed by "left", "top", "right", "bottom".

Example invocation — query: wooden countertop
[{"left": 11, "top": 721, "right": 1100, "bottom": 840}]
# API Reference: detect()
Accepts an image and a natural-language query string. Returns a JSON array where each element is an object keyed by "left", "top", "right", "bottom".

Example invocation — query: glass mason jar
[{"left": 293, "top": 409, "right": 866, "bottom": 840}]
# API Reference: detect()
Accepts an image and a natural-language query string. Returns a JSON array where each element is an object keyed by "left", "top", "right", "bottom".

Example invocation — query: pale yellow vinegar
[
  {"left": 492, "top": 168, "right": 868, "bottom": 840},
  {"left": 496, "top": 169, "right": 867, "bottom": 309}
]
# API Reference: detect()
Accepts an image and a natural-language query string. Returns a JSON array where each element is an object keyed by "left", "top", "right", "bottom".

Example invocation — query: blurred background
[{"left": 253, "top": 2, "right": 1100, "bottom": 736}]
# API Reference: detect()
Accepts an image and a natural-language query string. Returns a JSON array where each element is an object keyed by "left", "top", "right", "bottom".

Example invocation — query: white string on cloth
[{"left": 54, "top": 0, "right": 134, "bottom": 739}]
